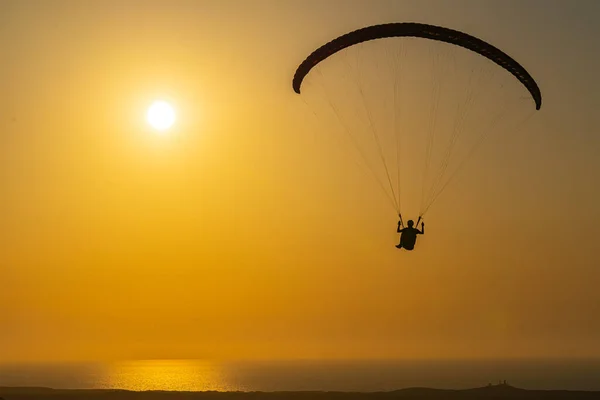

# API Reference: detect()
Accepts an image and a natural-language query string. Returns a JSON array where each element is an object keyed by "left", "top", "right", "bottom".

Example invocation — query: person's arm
[
  {"left": 397, "top": 222, "right": 403, "bottom": 233},
  {"left": 417, "top": 222, "right": 425, "bottom": 235}
]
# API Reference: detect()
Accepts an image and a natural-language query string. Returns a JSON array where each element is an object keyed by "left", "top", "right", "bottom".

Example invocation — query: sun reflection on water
[{"left": 103, "top": 360, "right": 239, "bottom": 392}]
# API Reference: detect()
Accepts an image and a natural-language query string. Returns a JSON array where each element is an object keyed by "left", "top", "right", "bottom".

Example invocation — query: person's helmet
[{"left": 407, "top": 220, "right": 414, "bottom": 227}]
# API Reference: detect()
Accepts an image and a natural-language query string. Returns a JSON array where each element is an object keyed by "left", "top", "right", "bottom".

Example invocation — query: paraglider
[
  {"left": 396, "top": 219, "right": 424, "bottom": 250},
  {"left": 292, "top": 23, "right": 541, "bottom": 249}
]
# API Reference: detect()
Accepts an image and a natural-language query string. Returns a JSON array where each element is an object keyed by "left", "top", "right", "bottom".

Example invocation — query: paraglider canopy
[
  {"left": 292, "top": 22, "right": 541, "bottom": 221},
  {"left": 293, "top": 23, "right": 541, "bottom": 110}
]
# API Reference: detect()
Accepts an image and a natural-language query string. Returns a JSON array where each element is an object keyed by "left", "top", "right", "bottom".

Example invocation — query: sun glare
[{"left": 147, "top": 100, "right": 176, "bottom": 131}]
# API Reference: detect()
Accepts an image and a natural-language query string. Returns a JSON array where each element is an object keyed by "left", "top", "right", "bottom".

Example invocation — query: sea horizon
[{"left": 1, "top": 358, "right": 600, "bottom": 392}]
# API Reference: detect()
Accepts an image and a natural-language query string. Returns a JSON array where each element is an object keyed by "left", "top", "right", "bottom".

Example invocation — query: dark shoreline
[{"left": 2, "top": 384, "right": 600, "bottom": 400}]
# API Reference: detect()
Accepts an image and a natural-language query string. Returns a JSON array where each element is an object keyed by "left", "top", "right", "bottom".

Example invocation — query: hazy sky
[{"left": 1, "top": 0, "right": 599, "bottom": 363}]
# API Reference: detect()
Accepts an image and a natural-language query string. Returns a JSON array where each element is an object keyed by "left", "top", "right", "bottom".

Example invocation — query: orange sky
[{"left": 1, "top": 0, "right": 600, "bottom": 363}]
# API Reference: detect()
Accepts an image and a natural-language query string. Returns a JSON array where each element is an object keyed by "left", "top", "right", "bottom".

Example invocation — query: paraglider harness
[{"left": 396, "top": 213, "right": 423, "bottom": 250}]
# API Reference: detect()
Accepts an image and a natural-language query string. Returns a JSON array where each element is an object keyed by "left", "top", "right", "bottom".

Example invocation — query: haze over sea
[{"left": 1, "top": 359, "right": 600, "bottom": 392}]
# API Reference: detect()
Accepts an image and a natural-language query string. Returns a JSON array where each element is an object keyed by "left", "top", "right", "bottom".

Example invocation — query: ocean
[{"left": 1, "top": 359, "right": 599, "bottom": 392}]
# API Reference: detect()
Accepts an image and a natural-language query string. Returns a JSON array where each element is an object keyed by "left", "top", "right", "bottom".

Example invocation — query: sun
[{"left": 147, "top": 100, "right": 176, "bottom": 131}]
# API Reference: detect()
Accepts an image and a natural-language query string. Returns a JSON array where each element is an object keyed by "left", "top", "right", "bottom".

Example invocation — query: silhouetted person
[{"left": 396, "top": 219, "right": 424, "bottom": 250}]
